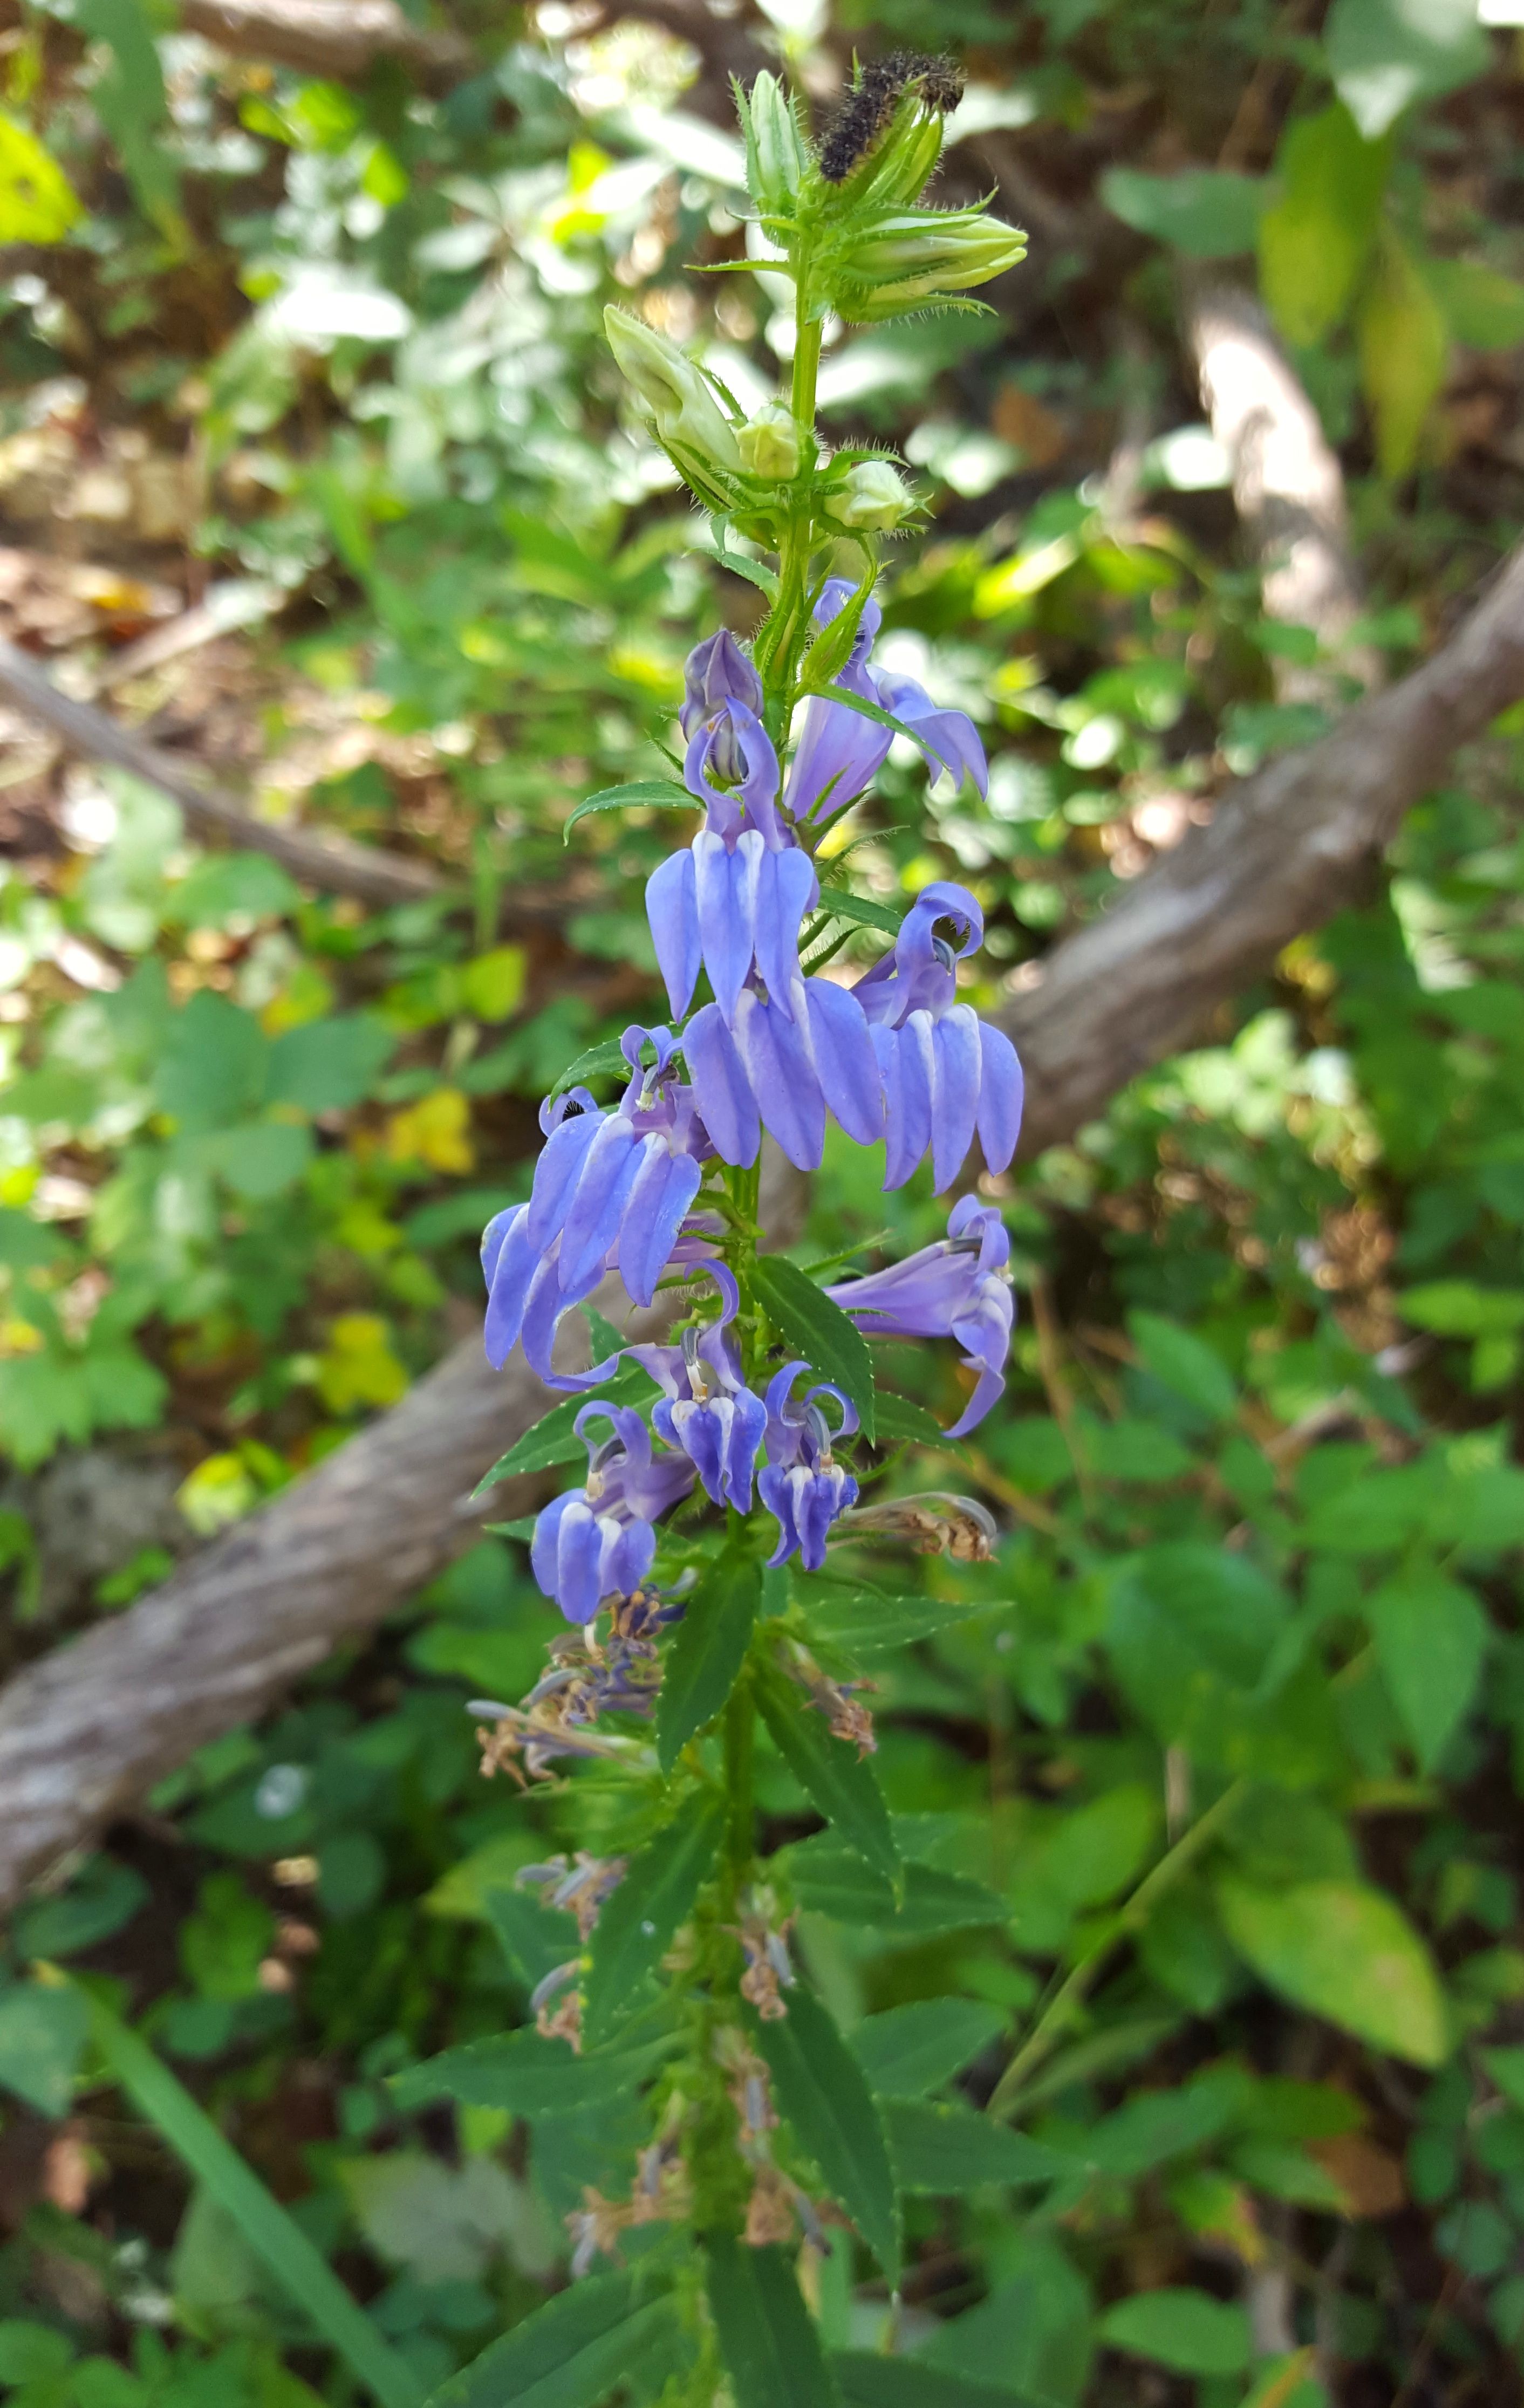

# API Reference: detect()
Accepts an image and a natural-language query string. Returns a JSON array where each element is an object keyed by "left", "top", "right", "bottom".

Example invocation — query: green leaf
[
  {"left": 753, "top": 1255, "right": 875, "bottom": 1442},
  {"left": 1429, "top": 259, "right": 1524, "bottom": 350},
  {"left": 750, "top": 1985, "right": 901, "bottom": 2281},
  {"left": 798, "top": 1578, "right": 981, "bottom": 1659},
  {"left": 1324, "top": 0, "right": 1487, "bottom": 139},
  {"left": 884, "top": 2101, "right": 1075, "bottom": 2196},
  {"left": 797, "top": 680, "right": 926, "bottom": 757},
  {"left": 705, "top": 531, "right": 781, "bottom": 600},
  {"left": 266, "top": 1015, "right": 396, "bottom": 1113},
  {"left": 473, "top": 1362, "right": 657, "bottom": 1493},
  {"left": 703, "top": 2236, "right": 843, "bottom": 2408},
  {"left": 756, "top": 1659, "right": 899, "bottom": 1887},
  {"left": 657, "top": 1548, "right": 761, "bottom": 1773},
  {"left": 1101, "top": 166, "right": 1267, "bottom": 257},
  {"left": 1357, "top": 229, "right": 1450, "bottom": 478},
  {"left": 809, "top": 887, "right": 904, "bottom": 940},
  {"left": 563, "top": 779, "right": 696, "bottom": 842},
  {"left": 1258, "top": 104, "right": 1390, "bottom": 346},
  {"left": 155, "top": 989, "right": 269, "bottom": 1132},
  {"left": 831, "top": 2358, "right": 1017, "bottom": 2408},
  {"left": 548, "top": 1038, "right": 637, "bottom": 1103},
  {"left": 1097, "top": 2289, "right": 1252, "bottom": 2377},
  {"left": 1368, "top": 1565, "right": 1488, "bottom": 1771},
  {"left": 784, "top": 1838, "right": 1003, "bottom": 1939},
  {"left": 849, "top": 1999, "right": 1006, "bottom": 2099},
  {"left": 1397, "top": 1281, "right": 1524, "bottom": 1337},
  {"left": 1127, "top": 1312, "right": 1237, "bottom": 1422},
  {"left": 1482, "top": 2046, "right": 1524, "bottom": 2114},
  {"left": 0, "top": 112, "right": 81, "bottom": 242},
  {"left": 0, "top": 1982, "right": 87, "bottom": 2115},
  {"left": 74, "top": 0, "right": 183, "bottom": 236},
  {"left": 13, "top": 1859, "right": 148, "bottom": 1961},
  {"left": 1217, "top": 1879, "right": 1449, "bottom": 2067},
  {"left": 428, "top": 2269, "right": 679, "bottom": 2408},
  {"left": 871, "top": 1390, "right": 951, "bottom": 1447},
  {"left": 166, "top": 850, "right": 303, "bottom": 928},
  {"left": 82, "top": 1989, "right": 423, "bottom": 2408},
  {"left": 582, "top": 1796, "right": 725, "bottom": 2043},
  {"left": 0, "top": 2323, "right": 75, "bottom": 2383},
  {"left": 390, "top": 2027, "right": 670, "bottom": 2116}
]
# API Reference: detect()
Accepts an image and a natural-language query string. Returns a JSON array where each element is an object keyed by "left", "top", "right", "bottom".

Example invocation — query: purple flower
[
  {"left": 626, "top": 1263, "right": 767, "bottom": 1509},
  {"left": 783, "top": 582, "right": 988, "bottom": 827},
  {"left": 482, "top": 1026, "right": 710, "bottom": 1384},
  {"left": 530, "top": 1402, "right": 695, "bottom": 1625},
  {"left": 684, "top": 969, "right": 884, "bottom": 1174},
  {"left": 826, "top": 1196, "right": 1014, "bottom": 1439},
  {"left": 852, "top": 880, "right": 1023, "bottom": 1192},
  {"left": 757, "top": 1362, "right": 859, "bottom": 1570}
]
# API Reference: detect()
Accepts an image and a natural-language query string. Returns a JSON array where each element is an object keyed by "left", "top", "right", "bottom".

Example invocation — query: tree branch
[
  {"left": 0, "top": 637, "right": 445, "bottom": 911},
  {"left": 177, "top": 0, "right": 475, "bottom": 93},
  {"left": 0, "top": 544, "right": 1521, "bottom": 1908}
]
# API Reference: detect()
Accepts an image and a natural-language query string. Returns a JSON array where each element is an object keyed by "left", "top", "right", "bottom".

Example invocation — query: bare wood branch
[
  {"left": 1002, "top": 539, "right": 1524, "bottom": 1157},
  {"left": 0, "top": 637, "right": 446, "bottom": 911},
  {"left": 1180, "top": 275, "right": 1379, "bottom": 699},
  {"left": 177, "top": 0, "right": 474, "bottom": 93},
  {"left": 0, "top": 543, "right": 1521, "bottom": 1909}
]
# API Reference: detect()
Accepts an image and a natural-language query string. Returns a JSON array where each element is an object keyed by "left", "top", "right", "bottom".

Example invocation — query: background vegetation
[{"left": 0, "top": 0, "right": 1522, "bottom": 2399}]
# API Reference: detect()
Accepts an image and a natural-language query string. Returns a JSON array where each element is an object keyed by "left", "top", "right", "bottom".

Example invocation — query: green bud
[
  {"left": 737, "top": 402, "right": 802, "bottom": 481},
  {"left": 825, "top": 460, "right": 914, "bottom": 532},
  {"left": 845, "top": 96, "right": 946, "bottom": 212},
  {"left": 739, "top": 71, "right": 807, "bottom": 218},
  {"left": 837, "top": 208, "right": 1027, "bottom": 298},
  {"left": 603, "top": 308, "right": 742, "bottom": 504}
]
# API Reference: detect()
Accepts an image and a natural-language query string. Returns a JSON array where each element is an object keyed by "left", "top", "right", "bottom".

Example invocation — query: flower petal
[
  {"left": 618, "top": 1145, "right": 703, "bottom": 1307},
  {"left": 976, "top": 1022, "right": 1025, "bottom": 1174},
  {"left": 558, "top": 1117, "right": 640, "bottom": 1291},
  {"left": 734, "top": 989, "right": 825, "bottom": 1171},
  {"left": 804, "top": 976, "right": 883, "bottom": 1147},
  {"left": 645, "top": 849, "right": 701, "bottom": 1022},
  {"left": 751, "top": 840, "right": 815, "bottom": 1012},
  {"left": 694, "top": 827, "right": 754, "bottom": 1022},
  {"left": 524, "top": 1103, "right": 605, "bottom": 1253},
  {"left": 684, "top": 1002, "right": 760, "bottom": 1167},
  {"left": 930, "top": 1004, "right": 981, "bottom": 1193}
]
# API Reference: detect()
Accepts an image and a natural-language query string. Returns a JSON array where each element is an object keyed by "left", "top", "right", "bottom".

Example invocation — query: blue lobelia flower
[
  {"left": 481, "top": 1026, "right": 710, "bottom": 1384},
  {"left": 531, "top": 1401, "right": 696, "bottom": 1625},
  {"left": 826, "top": 1195, "right": 1014, "bottom": 1439},
  {"left": 626, "top": 1263, "right": 767, "bottom": 1510},
  {"left": 852, "top": 879, "right": 1024, "bottom": 1192},
  {"left": 783, "top": 580, "right": 988, "bottom": 828},
  {"left": 645, "top": 631, "right": 884, "bottom": 1174},
  {"left": 757, "top": 1362, "right": 860, "bottom": 1570}
]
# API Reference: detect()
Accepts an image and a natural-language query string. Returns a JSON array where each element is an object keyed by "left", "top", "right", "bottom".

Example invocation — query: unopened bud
[
  {"left": 825, "top": 460, "right": 914, "bottom": 532},
  {"left": 603, "top": 308, "right": 741, "bottom": 502},
  {"left": 740, "top": 71, "right": 807, "bottom": 217},
  {"left": 835, "top": 208, "right": 1027, "bottom": 320},
  {"left": 737, "top": 401, "right": 802, "bottom": 481}
]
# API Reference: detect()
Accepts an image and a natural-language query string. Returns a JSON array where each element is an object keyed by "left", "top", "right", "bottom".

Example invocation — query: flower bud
[
  {"left": 838, "top": 208, "right": 1027, "bottom": 296},
  {"left": 737, "top": 402, "right": 802, "bottom": 481},
  {"left": 739, "top": 72, "right": 807, "bottom": 218},
  {"left": 603, "top": 308, "right": 742, "bottom": 502},
  {"left": 824, "top": 460, "right": 914, "bottom": 532}
]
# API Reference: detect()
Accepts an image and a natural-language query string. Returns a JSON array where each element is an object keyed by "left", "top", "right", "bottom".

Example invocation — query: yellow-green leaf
[
  {"left": 1259, "top": 104, "right": 1390, "bottom": 346},
  {"left": 1218, "top": 1878, "right": 1448, "bottom": 2066},
  {"left": 0, "top": 113, "right": 81, "bottom": 243},
  {"left": 1357, "top": 230, "right": 1449, "bottom": 478}
]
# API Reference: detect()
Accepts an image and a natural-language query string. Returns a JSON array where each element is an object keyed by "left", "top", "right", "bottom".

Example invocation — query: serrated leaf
[
  {"left": 704, "top": 2236, "right": 843, "bottom": 2408},
  {"left": 871, "top": 1390, "right": 951, "bottom": 1447},
  {"left": 1217, "top": 1878, "right": 1448, "bottom": 2067},
  {"left": 563, "top": 780, "right": 696, "bottom": 842},
  {"left": 547, "top": 1037, "right": 635, "bottom": 1103},
  {"left": 753, "top": 1256, "right": 875, "bottom": 1442},
  {"left": 797, "top": 1578, "right": 981, "bottom": 1660},
  {"left": 810, "top": 887, "right": 904, "bottom": 939},
  {"left": 582, "top": 1796, "right": 725, "bottom": 2044},
  {"left": 472, "top": 1362, "right": 657, "bottom": 1494},
  {"left": 657, "top": 1548, "right": 761, "bottom": 1773},
  {"left": 784, "top": 1837, "right": 1003, "bottom": 1939},
  {"left": 750, "top": 1985, "right": 900, "bottom": 2280},
  {"left": 390, "top": 2027, "right": 671, "bottom": 2116},
  {"left": 429, "top": 2268, "right": 678, "bottom": 2408},
  {"left": 849, "top": 1999, "right": 1007, "bottom": 2099},
  {"left": 798, "top": 681, "right": 925, "bottom": 757},
  {"left": 884, "top": 2100, "right": 1076, "bottom": 2195},
  {"left": 705, "top": 532, "right": 780, "bottom": 600},
  {"left": 756, "top": 1659, "right": 899, "bottom": 1887}
]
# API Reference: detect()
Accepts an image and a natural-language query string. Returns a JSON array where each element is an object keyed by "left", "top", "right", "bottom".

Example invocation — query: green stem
[{"left": 985, "top": 1779, "right": 1246, "bottom": 2120}]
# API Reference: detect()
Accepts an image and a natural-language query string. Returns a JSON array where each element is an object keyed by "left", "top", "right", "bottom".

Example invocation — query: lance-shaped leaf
[
  {"left": 884, "top": 2100, "right": 1077, "bottom": 2196},
  {"left": 749, "top": 1985, "right": 901, "bottom": 2282},
  {"left": 657, "top": 1548, "right": 760, "bottom": 1773},
  {"left": 831, "top": 2356, "right": 1021, "bottom": 2408},
  {"left": 849, "top": 1999, "right": 1007, "bottom": 2100},
  {"left": 391, "top": 2026, "right": 672, "bottom": 2116},
  {"left": 755, "top": 1658, "right": 898, "bottom": 1886},
  {"left": 563, "top": 779, "right": 697, "bottom": 842},
  {"left": 753, "top": 1256, "right": 875, "bottom": 1442},
  {"left": 582, "top": 1794, "right": 725, "bottom": 2043},
  {"left": 703, "top": 2236, "right": 843, "bottom": 2408},
  {"left": 547, "top": 1036, "right": 637, "bottom": 1102},
  {"left": 430, "top": 2267, "right": 681, "bottom": 2408},
  {"left": 798, "top": 1578, "right": 982, "bottom": 1660},
  {"left": 473, "top": 1361, "right": 657, "bottom": 1494}
]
